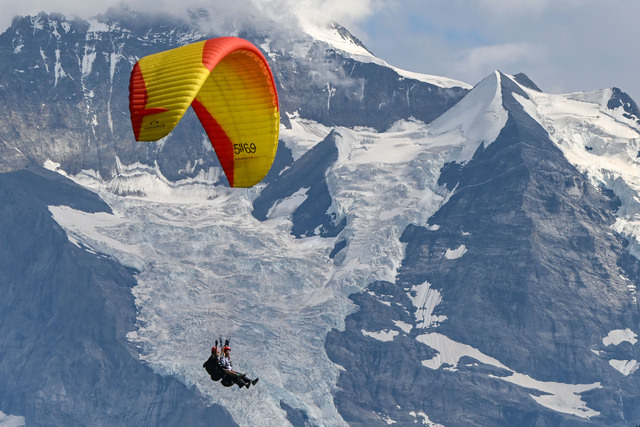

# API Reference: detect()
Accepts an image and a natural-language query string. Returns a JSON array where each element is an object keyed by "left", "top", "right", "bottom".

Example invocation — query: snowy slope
[
  {"left": 517, "top": 86, "right": 640, "bottom": 258},
  {"left": 300, "top": 20, "right": 471, "bottom": 90}
]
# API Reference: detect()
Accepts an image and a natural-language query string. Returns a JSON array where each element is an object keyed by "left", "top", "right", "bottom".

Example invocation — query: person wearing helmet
[{"left": 219, "top": 346, "right": 259, "bottom": 389}]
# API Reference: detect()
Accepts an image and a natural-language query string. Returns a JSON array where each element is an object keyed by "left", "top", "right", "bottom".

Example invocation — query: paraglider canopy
[{"left": 129, "top": 37, "right": 280, "bottom": 188}]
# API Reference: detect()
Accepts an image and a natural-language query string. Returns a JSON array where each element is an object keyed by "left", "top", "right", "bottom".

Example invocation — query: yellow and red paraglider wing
[{"left": 129, "top": 37, "right": 279, "bottom": 188}]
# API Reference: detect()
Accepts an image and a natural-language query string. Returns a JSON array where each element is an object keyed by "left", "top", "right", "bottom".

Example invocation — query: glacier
[{"left": 46, "top": 115, "right": 460, "bottom": 426}]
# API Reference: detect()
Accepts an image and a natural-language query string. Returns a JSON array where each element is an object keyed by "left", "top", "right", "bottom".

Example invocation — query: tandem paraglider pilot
[{"left": 204, "top": 341, "right": 259, "bottom": 389}]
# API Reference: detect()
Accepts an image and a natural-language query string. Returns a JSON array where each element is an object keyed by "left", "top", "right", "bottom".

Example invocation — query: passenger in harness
[{"left": 219, "top": 346, "right": 259, "bottom": 389}]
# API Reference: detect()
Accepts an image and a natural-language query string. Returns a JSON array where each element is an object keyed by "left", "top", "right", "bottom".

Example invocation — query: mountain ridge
[{"left": 327, "top": 70, "right": 640, "bottom": 425}]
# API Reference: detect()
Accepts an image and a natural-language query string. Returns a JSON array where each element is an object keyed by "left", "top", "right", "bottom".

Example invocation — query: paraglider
[
  {"left": 129, "top": 37, "right": 279, "bottom": 187},
  {"left": 130, "top": 38, "right": 274, "bottom": 389}
]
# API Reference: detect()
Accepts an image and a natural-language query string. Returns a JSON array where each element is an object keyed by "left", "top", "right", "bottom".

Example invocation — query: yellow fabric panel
[
  {"left": 195, "top": 50, "right": 279, "bottom": 187},
  {"left": 136, "top": 41, "right": 209, "bottom": 141}
]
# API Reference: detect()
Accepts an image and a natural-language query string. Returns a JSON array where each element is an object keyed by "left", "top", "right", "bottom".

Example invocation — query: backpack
[{"left": 203, "top": 356, "right": 224, "bottom": 381}]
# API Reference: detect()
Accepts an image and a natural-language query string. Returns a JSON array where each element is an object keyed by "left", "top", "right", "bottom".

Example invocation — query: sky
[{"left": 1, "top": 0, "right": 639, "bottom": 102}]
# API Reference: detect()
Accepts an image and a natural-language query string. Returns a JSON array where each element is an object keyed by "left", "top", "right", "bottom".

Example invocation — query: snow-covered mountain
[{"left": 1, "top": 8, "right": 640, "bottom": 426}]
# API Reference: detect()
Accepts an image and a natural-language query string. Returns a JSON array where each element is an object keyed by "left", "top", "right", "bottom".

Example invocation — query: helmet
[
  {"left": 211, "top": 346, "right": 217, "bottom": 354},
  {"left": 222, "top": 346, "right": 231, "bottom": 352}
]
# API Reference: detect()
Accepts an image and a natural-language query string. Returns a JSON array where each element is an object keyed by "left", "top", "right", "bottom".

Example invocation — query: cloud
[
  {"left": 0, "top": 0, "right": 378, "bottom": 35},
  {"left": 2, "top": 0, "right": 640, "bottom": 102},
  {"left": 290, "top": 0, "right": 380, "bottom": 32},
  {"left": 354, "top": 0, "right": 640, "bottom": 102},
  {"left": 478, "top": 0, "right": 582, "bottom": 15},
  {"left": 451, "top": 42, "right": 546, "bottom": 84}
]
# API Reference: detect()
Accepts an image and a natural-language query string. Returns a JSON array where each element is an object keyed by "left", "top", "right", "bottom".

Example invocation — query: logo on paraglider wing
[{"left": 144, "top": 119, "right": 166, "bottom": 131}]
